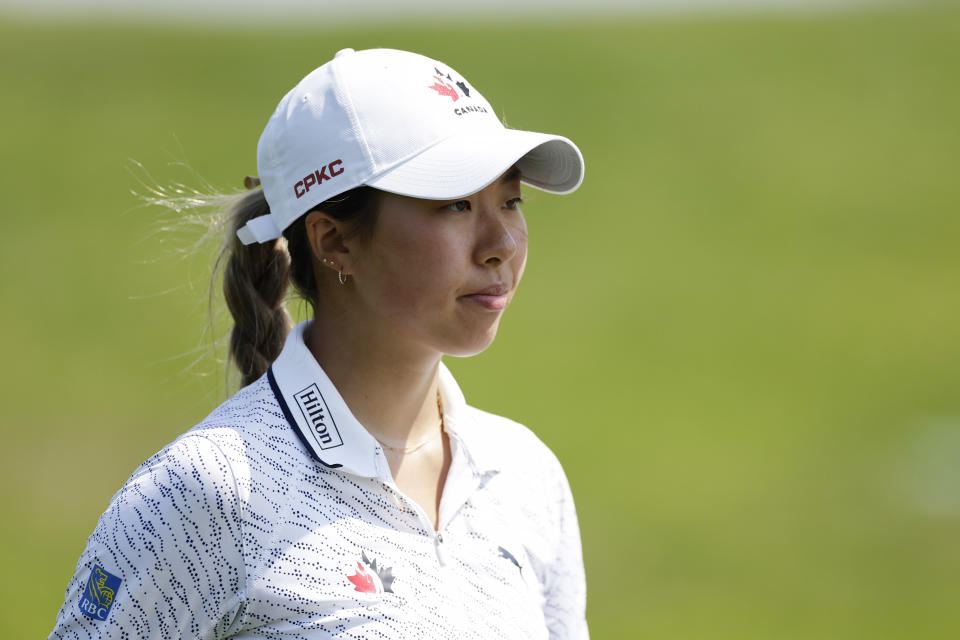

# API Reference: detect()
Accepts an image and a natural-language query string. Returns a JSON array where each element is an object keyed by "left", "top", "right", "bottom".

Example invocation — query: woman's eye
[
  {"left": 447, "top": 200, "right": 470, "bottom": 212},
  {"left": 504, "top": 197, "right": 524, "bottom": 210}
]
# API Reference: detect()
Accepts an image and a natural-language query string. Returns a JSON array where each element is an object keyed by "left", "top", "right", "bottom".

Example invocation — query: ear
[{"left": 304, "top": 210, "right": 353, "bottom": 275}]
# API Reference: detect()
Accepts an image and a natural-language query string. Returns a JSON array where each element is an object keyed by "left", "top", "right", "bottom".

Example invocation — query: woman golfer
[{"left": 50, "top": 47, "right": 587, "bottom": 639}]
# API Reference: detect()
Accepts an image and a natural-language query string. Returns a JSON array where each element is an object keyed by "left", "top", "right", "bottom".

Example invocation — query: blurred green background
[{"left": 2, "top": 3, "right": 959, "bottom": 637}]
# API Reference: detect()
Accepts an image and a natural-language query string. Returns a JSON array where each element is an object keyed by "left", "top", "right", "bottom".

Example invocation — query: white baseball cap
[{"left": 237, "top": 47, "right": 585, "bottom": 245}]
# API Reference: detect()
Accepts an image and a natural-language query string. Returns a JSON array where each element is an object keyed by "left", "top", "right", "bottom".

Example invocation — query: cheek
[
  {"left": 511, "top": 220, "right": 529, "bottom": 286},
  {"left": 514, "top": 249, "right": 528, "bottom": 287},
  {"left": 364, "top": 227, "right": 465, "bottom": 308}
]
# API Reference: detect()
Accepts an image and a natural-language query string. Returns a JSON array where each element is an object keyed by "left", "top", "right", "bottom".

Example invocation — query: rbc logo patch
[{"left": 78, "top": 565, "right": 121, "bottom": 621}]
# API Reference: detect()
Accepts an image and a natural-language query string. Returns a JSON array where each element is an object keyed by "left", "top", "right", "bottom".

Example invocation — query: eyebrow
[{"left": 500, "top": 166, "right": 522, "bottom": 185}]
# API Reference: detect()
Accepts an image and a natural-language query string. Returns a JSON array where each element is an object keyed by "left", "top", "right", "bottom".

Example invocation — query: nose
[{"left": 473, "top": 205, "right": 521, "bottom": 266}]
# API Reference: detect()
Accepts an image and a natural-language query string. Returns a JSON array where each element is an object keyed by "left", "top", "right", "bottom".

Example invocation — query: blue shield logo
[{"left": 78, "top": 565, "right": 122, "bottom": 621}]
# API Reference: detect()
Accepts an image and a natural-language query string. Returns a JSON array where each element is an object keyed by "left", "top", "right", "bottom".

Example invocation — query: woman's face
[{"left": 349, "top": 167, "right": 528, "bottom": 358}]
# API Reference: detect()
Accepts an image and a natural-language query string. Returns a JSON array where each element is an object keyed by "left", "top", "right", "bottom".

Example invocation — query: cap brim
[{"left": 366, "top": 128, "right": 584, "bottom": 200}]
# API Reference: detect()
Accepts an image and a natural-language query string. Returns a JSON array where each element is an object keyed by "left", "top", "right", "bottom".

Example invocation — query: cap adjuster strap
[{"left": 237, "top": 214, "right": 282, "bottom": 245}]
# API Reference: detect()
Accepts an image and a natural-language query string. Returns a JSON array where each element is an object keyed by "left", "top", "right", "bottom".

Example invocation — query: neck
[{"left": 305, "top": 312, "right": 443, "bottom": 447}]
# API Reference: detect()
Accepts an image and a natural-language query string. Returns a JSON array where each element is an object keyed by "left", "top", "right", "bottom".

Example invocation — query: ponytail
[
  {"left": 208, "top": 184, "right": 378, "bottom": 388},
  {"left": 220, "top": 190, "right": 292, "bottom": 386},
  {"left": 137, "top": 164, "right": 378, "bottom": 390}
]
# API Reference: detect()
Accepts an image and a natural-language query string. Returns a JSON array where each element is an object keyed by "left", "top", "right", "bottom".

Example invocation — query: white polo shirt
[{"left": 49, "top": 322, "right": 588, "bottom": 639}]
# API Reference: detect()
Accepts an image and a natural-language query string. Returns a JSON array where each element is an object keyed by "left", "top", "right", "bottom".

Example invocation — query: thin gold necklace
[{"left": 375, "top": 392, "right": 444, "bottom": 455}]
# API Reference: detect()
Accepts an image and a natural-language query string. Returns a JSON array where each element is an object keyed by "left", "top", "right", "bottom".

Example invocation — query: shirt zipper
[{"left": 384, "top": 480, "right": 447, "bottom": 566}]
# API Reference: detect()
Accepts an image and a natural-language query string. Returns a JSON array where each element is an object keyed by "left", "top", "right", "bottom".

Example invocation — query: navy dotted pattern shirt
[{"left": 49, "top": 322, "right": 588, "bottom": 639}]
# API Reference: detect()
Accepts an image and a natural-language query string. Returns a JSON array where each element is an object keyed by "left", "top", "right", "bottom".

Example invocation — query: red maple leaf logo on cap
[{"left": 428, "top": 76, "right": 459, "bottom": 102}]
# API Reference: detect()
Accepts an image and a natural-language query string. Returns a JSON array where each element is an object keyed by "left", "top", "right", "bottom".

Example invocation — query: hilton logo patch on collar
[
  {"left": 78, "top": 565, "right": 121, "bottom": 621},
  {"left": 294, "top": 384, "right": 343, "bottom": 450}
]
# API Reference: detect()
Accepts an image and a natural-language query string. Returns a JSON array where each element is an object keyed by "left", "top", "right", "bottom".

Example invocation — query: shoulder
[
  {"left": 95, "top": 374, "right": 308, "bottom": 574},
  {"left": 128, "top": 378, "right": 265, "bottom": 485},
  {"left": 118, "top": 374, "right": 310, "bottom": 524},
  {"left": 460, "top": 404, "right": 568, "bottom": 483},
  {"left": 107, "top": 421, "right": 246, "bottom": 538},
  {"left": 463, "top": 405, "right": 552, "bottom": 449},
  {"left": 183, "top": 374, "right": 285, "bottom": 451},
  {"left": 50, "top": 394, "right": 264, "bottom": 638},
  {"left": 168, "top": 374, "right": 315, "bottom": 482}
]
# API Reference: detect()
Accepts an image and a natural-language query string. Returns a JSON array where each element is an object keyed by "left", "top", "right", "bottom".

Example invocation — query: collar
[{"left": 268, "top": 321, "right": 501, "bottom": 479}]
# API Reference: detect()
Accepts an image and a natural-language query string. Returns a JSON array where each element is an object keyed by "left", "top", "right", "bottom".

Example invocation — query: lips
[{"left": 461, "top": 283, "right": 510, "bottom": 311}]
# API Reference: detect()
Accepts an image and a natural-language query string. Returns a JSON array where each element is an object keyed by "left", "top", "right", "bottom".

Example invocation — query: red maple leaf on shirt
[
  {"left": 347, "top": 552, "right": 395, "bottom": 594},
  {"left": 428, "top": 76, "right": 459, "bottom": 102},
  {"left": 347, "top": 562, "right": 376, "bottom": 593}
]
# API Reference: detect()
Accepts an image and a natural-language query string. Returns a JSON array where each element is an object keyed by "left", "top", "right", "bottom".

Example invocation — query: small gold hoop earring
[{"left": 338, "top": 271, "right": 347, "bottom": 285}]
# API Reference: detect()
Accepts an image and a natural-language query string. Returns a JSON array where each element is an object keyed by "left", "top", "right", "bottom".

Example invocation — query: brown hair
[{"left": 218, "top": 186, "right": 379, "bottom": 386}]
